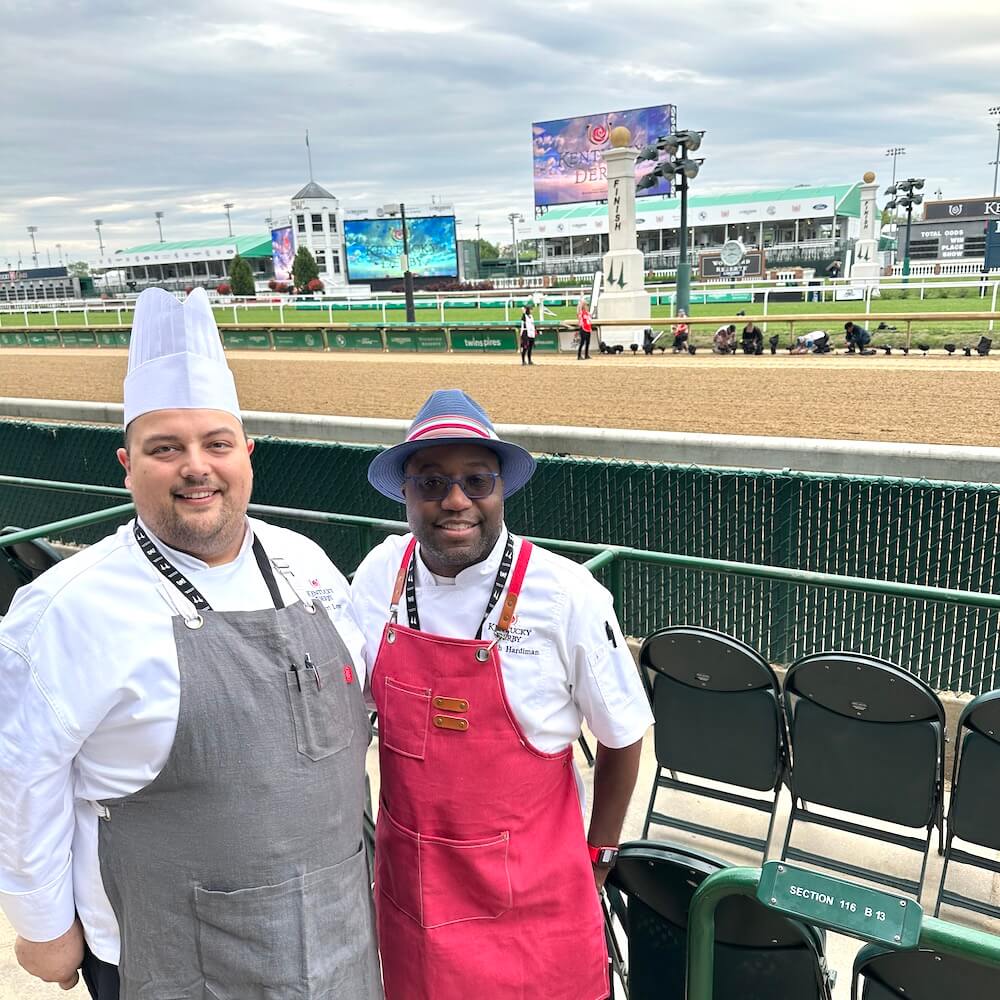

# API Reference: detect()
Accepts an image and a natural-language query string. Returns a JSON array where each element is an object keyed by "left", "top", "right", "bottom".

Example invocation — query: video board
[
  {"left": 344, "top": 216, "right": 458, "bottom": 281},
  {"left": 532, "top": 104, "right": 676, "bottom": 207},
  {"left": 271, "top": 226, "right": 294, "bottom": 282}
]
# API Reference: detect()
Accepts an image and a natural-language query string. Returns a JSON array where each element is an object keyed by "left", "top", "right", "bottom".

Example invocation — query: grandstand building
[
  {"left": 0, "top": 266, "right": 83, "bottom": 303},
  {"left": 98, "top": 235, "right": 276, "bottom": 294},
  {"left": 514, "top": 182, "right": 863, "bottom": 277}
]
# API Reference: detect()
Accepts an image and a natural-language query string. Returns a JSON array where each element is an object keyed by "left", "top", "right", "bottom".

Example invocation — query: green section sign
[
  {"left": 0, "top": 333, "right": 27, "bottom": 347},
  {"left": 757, "top": 862, "right": 922, "bottom": 948},
  {"left": 385, "top": 331, "right": 448, "bottom": 352},
  {"left": 451, "top": 330, "right": 518, "bottom": 352},
  {"left": 222, "top": 332, "right": 272, "bottom": 349},
  {"left": 533, "top": 330, "right": 559, "bottom": 352},
  {"left": 271, "top": 330, "right": 325, "bottom": 350},
  {"left": 97, "top": 331, "right": 130, "bottom": 347},
  {"left": 328, "top": 331, "right": 384, "bottom": 351},
  {"left": 59, "top": 331, "right": 98, "bottom": 347},
  {"left": 27, "top": 332, "right": 62, "bottom": 347}
]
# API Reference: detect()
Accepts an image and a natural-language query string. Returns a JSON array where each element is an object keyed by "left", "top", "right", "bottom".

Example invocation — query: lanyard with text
[
  {"left": 404, "top": 532, "right": 515, "bottom": 639},
  {"left": 133, "top": 522, "right": 285, "bottom": 612}
]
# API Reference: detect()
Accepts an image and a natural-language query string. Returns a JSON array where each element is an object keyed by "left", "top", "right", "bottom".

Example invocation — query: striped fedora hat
[{"left": 367, "top": 389, "right": 536, "bottom": 503}]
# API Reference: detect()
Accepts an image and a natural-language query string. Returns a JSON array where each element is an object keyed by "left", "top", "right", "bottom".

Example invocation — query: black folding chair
[
  {"left": 0, "top": 526, "right": 63, "bottom": 578},
  {"left": 853, "top": 943, "right": 1000, "bottom": 999},
  {"left": 935, "top": 689, "right": 1000, "bottom": 919},
  {"left": 0, "top": 527, "right": 65, "bottom": 614},
  {"left": 780, "top": 652, "right": 945, "bottom": 899},
  {"left": 605, "top": 840, "right": 834, "bottom": 1000},
  {"left": 640, "top": 626, "right": 786, "bottom": 856}
]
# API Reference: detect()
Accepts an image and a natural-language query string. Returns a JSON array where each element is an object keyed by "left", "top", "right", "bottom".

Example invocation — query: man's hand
[
  {"left": 592, "top": 865, "right": 610, "bottom": 891},
  {"left": 14, "top": 918, "right": 84, "bottom": 990}
]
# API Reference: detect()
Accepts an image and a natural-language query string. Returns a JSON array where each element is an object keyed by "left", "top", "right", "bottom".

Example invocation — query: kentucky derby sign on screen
[{"left": 532, "top": 104, "right": 677, "bottom": 208}]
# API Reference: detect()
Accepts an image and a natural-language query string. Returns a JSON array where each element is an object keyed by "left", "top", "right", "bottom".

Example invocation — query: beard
[
  {"left": 412, "top": 519, "right": 502, "bottom": 575},
  {"left": 149, "top": 490, "right": 247, "bottom": 562}
]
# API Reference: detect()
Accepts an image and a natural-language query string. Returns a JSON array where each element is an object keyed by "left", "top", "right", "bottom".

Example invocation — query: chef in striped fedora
[{"left": 353, "top": 388, "right": 652, "bottom": 1000}]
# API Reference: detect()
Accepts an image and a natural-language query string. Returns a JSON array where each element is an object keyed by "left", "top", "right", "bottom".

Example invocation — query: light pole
[
  {"left": 885, "top": 177, "right": 924, "bottom": 282},
  {"left": 885, "top": 147, "right": 906, "bottom": 188},
  {"left": 55, "top": 243, "right": 63, "bottom": 266},
  {"left": 26, "top": 226, "right": 38, "bottom": 268},
  {"left": 383, "top": 203, "right": 416, "bottom": 323},
  {"left": 638, "top": 129, "right": 704, "bottom": 315},
  {"left": 155, "top": 211, "right": 165, "bottom": 243},
  {"left": 507, "top": 212, "right": 524, "bottom": 273},
  {"left": 224, "top": 202, "right": 235, "bottom": 238},
  {"left": 989, "top": 107, "right": 1000, "bottom": 198},
  {"left": 94, "top": 219, "right": 105, "bottom": 257}
]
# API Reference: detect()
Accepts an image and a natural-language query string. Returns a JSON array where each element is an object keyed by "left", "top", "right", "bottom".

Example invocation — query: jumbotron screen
[
  {"left": 344, "top": 216, "right": 458, "bottom": 281},
  {"left": 532, "top": 103, "right": 677, "bottom": 207}
]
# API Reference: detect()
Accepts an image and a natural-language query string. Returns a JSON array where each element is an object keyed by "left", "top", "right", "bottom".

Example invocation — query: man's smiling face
[
  {"left": 117, "top": 408, "right": 254, "bottom": 566},
  {"left": 403, "top": 443, "right": 504, "bottom": 577}
]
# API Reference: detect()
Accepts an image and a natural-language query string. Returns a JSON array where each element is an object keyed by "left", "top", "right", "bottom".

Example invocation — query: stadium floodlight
[
  {"left": 155, "top": 211, "right": 165, "bottom": 243},
  {"left": 884, "top": 184, "right": 897, "bottom": 197},
  {"left": 990, "top": 107, "right": 1000, "bottom": 197},
  {"left": 94, "top": 219, "right": 105, "bottom": 257},
  {"left": 637, "top": 145, "right": 660, "bottom": 162},
  {"left": 26, "top": 226, "right": 39, "bottom": 268},
  {"left": 675, "top": 158, "right": 701, "bottom": 180},
  {"left": 659, "top": 133, "right": 681, "bottom": 156},
  {"left": 675, "top": 129, "right": 703, "bottom": 152},
  {"left": 636, "top": 173, "right": 659, "bottom": 191},
  {"left": 892, "top": 177, "right": 925, "bottom": 281},
  {"left": 507, "top": 212, "right": 525, "bottom": 274},
  {"left": 223, "top": 203, "right": 234, "bottom": 238}
]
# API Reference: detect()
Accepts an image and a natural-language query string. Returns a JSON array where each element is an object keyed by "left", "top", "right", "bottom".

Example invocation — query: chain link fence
[{"left": 1, "top": 420, "right": 998, "bottom": 694}]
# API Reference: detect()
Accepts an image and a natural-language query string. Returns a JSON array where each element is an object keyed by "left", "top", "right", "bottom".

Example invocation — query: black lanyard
[
  {"left": 405, "top": 533, "right": 515, "bottom": 639},
  {"left": 134, "top": 521, "right": 285, "bottom": 612}
]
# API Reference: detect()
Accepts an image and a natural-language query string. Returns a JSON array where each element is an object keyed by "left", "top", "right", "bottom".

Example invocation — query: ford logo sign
[{"left": 812, "top": 203, "right": 829, "bottom": 210}]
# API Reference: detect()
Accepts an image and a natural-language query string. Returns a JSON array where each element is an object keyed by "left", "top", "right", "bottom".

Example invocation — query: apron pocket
[
  {"left": 286, "top": 662, "right": 355, "bottom": 761},
  {"left": 196, "top": 846, "right": 376, "bottom": 1000},
  {"left": 376, "top": 804, "right": 512, "bottom": 929},
  {"left": 381, "top": 676, "right": 431, "bottom": 760}
]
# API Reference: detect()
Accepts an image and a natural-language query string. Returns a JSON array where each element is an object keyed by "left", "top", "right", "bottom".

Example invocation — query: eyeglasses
[{"left": 403, "top": 472, "right": 501, "bottom": 501}]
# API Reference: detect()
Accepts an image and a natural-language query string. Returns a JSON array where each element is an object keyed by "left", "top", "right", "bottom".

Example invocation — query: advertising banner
[
  {"left": 344, "top": 216, "right": 458, "bottom": 281},
  {"left": 271, "top": 226, "right": 295, "bottom": 282},
  {"left": 532, "top": 104, "right": 676, "bottom": 207}
]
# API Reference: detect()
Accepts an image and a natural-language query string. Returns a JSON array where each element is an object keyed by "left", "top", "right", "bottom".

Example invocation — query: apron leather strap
[
  {"left": 389, "top": 536, "right": 419, "bottom": 623},
  {"left": 496, "top": 540, "right": 533, "bottom": 634}
]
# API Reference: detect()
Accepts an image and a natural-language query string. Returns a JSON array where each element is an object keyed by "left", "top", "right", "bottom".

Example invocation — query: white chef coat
[
  {"left": 351, "top": 529, "right": 653, "bottom": 755},
  {"left": 0, "top": 517, "right": 364, "bottom": 964}
]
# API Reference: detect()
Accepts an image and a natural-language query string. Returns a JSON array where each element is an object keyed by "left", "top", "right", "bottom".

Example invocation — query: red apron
[{"left": 371, "top": 536, "right": 608, "bottom": 1000}]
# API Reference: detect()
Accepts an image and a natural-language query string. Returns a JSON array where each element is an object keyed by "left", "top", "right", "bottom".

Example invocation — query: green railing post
[
  {"left": 686, "top": 867, "right": 761, "bottom": 1000},
  {"left": 0, "top": 503, "right": 136, "bottom": 547},
  {"left": 610, "top": 552, "right": 625, "bottom": 614}
]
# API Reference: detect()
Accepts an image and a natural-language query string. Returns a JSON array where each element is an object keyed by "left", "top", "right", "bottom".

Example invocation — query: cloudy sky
[{"left": 2, "top": 0, "right": 998, "bottom": 267}]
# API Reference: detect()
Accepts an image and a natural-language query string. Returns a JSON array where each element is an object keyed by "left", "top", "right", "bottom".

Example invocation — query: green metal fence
[{"left": 2, "top": 419, "right": 1000, "bottom": 694}]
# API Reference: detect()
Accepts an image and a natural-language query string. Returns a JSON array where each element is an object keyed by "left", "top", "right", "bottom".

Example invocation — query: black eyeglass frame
[{"left": 402, "top": 472, "right": 502, "bottom": 501}]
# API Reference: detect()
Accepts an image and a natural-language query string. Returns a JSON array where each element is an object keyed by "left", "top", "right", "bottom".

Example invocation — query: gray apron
[{"left": 96, "top": 528, "right": 382, "bottom": 1000}]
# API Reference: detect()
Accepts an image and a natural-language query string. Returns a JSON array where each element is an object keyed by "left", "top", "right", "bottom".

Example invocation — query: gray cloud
[{"left": 1, "top": 0, "right": 998, "bottom": 265}]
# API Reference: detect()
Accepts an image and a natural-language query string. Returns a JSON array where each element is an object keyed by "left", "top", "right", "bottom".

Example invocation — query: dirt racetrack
[{"left": 0, "top": 348, "right": 997, "bottom": 446}]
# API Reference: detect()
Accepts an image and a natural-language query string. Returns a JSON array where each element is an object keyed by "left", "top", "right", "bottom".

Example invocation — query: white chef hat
[{"left": 123, "top": 287, "right": 241, "bottom": 426}]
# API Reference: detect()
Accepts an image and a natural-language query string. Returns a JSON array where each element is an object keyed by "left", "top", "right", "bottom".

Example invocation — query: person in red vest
[
  {"left": 577, "top": 297, "right": 594, "bottom": 360},
  {"left": 352, "top": 389, "right": 652, "bottom": 1000}
]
